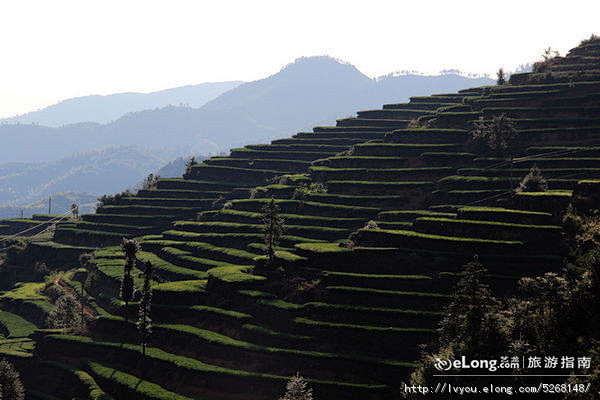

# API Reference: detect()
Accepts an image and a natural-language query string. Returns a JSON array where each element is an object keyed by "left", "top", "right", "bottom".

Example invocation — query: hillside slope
[
  {"left": 8, "top": 40, "right": 600, "bottom": 399},
  {"left": 0, "top": 147, "right": 167, "bottom": 211}
]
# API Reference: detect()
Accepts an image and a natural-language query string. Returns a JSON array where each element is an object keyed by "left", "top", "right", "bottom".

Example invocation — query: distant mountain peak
[
  {"left": 2, "top": 81, "right": 243, "bottom": 127},
  {"left": 277, "top": 55, "right": 368, "bottom": 78}
]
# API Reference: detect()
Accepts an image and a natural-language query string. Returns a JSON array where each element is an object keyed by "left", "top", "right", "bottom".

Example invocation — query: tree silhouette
[
  {"left": 261, "top": 199, "right": 284, "bottom": 264},
  {"left": 137, "top": 260, "right": 153, "bottom": 357},
  {"left": 120, "top": 238, "right": 139, "bottom": 321},
  {"left": 439, "top": 256, "right": 501, "bottom": 354},
  {"left": 142, "top": 173, "right": 160, "bottom": 190},
  {"left": 496, "top": 68, "right": 506, "bottom": 85},
  {"left": 184, "top": 156, "right": 199, "bottom": 176},
  {"left": 70, "top": 202, "right": 79, "bottom": 219},
  {"left": 517, "top": 164, "right": 548, "bottom": 192},
  {"left": 471, "top": 113, "right": 519, "bottom": 189}
]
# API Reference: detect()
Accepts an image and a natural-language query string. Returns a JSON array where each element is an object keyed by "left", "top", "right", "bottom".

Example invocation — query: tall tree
[
  {"left": 261, "top": 199, "right": 284, "bottom": 264},
  {"left": 439, "top": 257, "right": 502, "bottom": 355},
  {"left": 137, "top": 260, "right": 153, "bottom": 357},
  {"left": 120, "top": 238, "right": 139, "bottom": 321},
  {"left": 407, "top": 258, "right": 506, "bottom": 394},
  {"left": 0, "top": 358, "right": 24, "bottom": 400}
]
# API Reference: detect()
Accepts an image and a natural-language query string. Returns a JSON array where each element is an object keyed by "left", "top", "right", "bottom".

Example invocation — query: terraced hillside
[
  {"left": 0, "top": 214, "right": 71, "bottom": 238},
  {"left": 6, "top": 38, "right": 600, "bottom": 399}
]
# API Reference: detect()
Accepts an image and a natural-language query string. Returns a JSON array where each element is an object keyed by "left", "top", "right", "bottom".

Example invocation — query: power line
[{"left": 0, "top": 209, "right": 73, "bottom": 245}]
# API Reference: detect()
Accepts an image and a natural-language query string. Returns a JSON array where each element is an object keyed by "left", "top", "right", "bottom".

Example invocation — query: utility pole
[{"left": 48, "top": 196, "right": 52, "bottom": 214}]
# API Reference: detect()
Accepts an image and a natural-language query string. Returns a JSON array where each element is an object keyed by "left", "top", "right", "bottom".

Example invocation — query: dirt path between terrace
[{"left": 55, "top": 276, "right": 97, "bottom": 318}]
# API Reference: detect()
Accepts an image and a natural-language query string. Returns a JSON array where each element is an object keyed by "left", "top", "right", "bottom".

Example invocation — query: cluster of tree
[
  {"left": 516, "top": 164, "right": 548, "bottom": 193},
  {"left": 291, "top": 183, "right": 326, "bottom": 201},
  {"left": 469, "top": 114, "right": 548, "bottom": 193},
  {"left": 533, "top": 47, "right": 561, "bottom": 73},
  {"left": 580, "top": 34, "right": 600, "bottom": 46},
  {"left": 406, "top": 204, "right": 600, "bottom": 398},
  {"left": 184, "top": 156, "right": 199, "bottom": 176},
  {"left": 142, "top": 173, "right": 160, "bottom": 190}
]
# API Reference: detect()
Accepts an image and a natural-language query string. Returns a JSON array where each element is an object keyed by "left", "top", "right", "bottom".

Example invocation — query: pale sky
[{"left": 0, "top": 0, "right": 598, "bottom": 118}]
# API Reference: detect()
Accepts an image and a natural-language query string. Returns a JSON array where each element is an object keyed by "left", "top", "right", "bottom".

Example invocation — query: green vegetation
[
  {"left": 294, "top": 317, "right": 434, "bottom": 336},
  {"left": 72, "top": 367, "right": 115, "bottom": 400},
  {"left": 0, "top": 338, "right": 35, "bottom": 358},
  {"left": 87, "top": 360, "right": 192, "bottom": 400},
  {"left": 294, "top": 242, "right": 352, "bottom": 254},
  {"left": 207, "top": 265, "right": 265, "bottom": 284},
  {"left": 137, "top": 251, "right": 208, "bottom": 279},
  {"left": 152, "top": 280, "right": 207, "bottom": 294},
  {"left": 0, "top": 282, "right": 46, "bottom": 301},
  {"left": 46, "top": 334, "right": 390, "bottom": 390}
]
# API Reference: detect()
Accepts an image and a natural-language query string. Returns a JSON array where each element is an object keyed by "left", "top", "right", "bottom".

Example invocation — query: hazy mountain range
[
  {"left": 1, "top": 81, "right": 243, "bottom": 127},
  {"left": 0, "top": 56, "right": 494, "bottom": 218}
]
